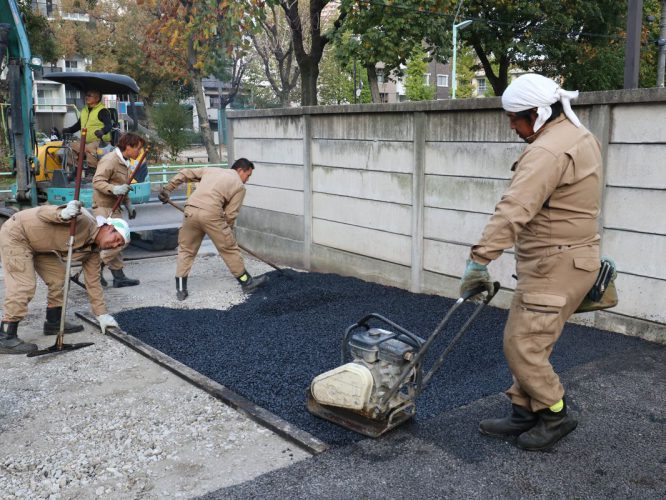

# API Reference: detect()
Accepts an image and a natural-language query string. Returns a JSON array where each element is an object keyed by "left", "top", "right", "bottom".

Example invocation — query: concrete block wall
[{"left": 228, "top": 88, "right": 666, "bottom": 343}]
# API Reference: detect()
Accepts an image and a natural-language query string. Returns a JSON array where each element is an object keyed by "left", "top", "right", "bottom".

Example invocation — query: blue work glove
[{"left": 459, "top": 259, "right": 493, "bottom": 299}]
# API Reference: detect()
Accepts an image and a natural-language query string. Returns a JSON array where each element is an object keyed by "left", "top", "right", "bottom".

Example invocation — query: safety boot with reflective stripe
[{"left": 176, "top": 276, "right": 188, "bottom": 301}]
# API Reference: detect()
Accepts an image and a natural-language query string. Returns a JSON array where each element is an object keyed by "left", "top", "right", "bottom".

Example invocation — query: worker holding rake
[
  {"left": 0, "top": 203, "right": 131, "bottom": 354},
  {"left": 158, "top": 158, "right": 267, "bottom": 300}
]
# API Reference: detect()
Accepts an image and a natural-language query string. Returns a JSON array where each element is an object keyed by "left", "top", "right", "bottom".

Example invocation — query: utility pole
[
  {"left": 657, "top": 0, "right": 666, "bottom": 87},
  {"left": 624, "top": 0, "right": 644, "bottom": 89}
]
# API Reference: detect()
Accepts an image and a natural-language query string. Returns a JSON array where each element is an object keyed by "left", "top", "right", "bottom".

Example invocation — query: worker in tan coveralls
[
  {"left": 459, "top": 74, "right": 602, "bottom": 451},
  {"left": 92, "top": 132, "right": 144, "bottom": 288},
  {"left": 158, "top": 158, "right": 267, "bottom": 300},
  {"left": 0, "top": 202, "right": 130, "bottom": 354}
]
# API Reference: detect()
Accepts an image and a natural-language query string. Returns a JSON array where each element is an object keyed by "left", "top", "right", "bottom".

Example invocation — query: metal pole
[
  {"left": 451, "top": 24, "right": 458, "bottom": 99},
  {"left": 624, "top": 0, "right": 644, "bottom": 89},
  {"left": 353, "top": 59, "right": 357, "bottom": 104},
  {"left": 217, "top": 80, "right": 224, "bottom": 160},
  {"left": 657, "top": 0, "right": 666, "bottom": 87}
]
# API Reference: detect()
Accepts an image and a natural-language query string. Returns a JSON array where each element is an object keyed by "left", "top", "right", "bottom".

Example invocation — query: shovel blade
[{"left": 27, "top": 342, "right": 94, "bottom": 358}]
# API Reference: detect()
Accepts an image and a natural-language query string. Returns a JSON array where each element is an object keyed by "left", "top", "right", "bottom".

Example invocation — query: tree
[
  {"left": 270, "top": 0, "right": 349, "bottom": 105},
  {"left": 335, "top": 0, "right": 448, "bottom": 103},
  {"left": 17, "top": 0, "right": 59, "bottom": 63},
  {"left": 145, "top": 0, "right": 257, "bottom": 162},
  {"left": 150, "top": 96, "right": 191, "bottom": 161},
  {"left": 405, "top": 46, "right": 435, "bottom": 101},
  {"left": 249, "top": 3, "right": 300, "bottom": 107}
]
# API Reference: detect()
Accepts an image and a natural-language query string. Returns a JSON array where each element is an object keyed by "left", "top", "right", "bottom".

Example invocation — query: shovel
[
  {"left": 29, "top": 130, "right": 95, "bottom": 357},
  {"left": 163, "top": 198, "right": 287, "bottom": 276}
]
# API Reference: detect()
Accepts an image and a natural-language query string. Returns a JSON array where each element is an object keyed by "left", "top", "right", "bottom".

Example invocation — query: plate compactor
[{"left": 307, "top": 282, "right": 500, "bottom": 437}]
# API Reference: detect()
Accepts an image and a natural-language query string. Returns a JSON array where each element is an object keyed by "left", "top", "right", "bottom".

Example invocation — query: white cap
[{"left": 96, "top": 215, "right": 131, "bottom": 244}]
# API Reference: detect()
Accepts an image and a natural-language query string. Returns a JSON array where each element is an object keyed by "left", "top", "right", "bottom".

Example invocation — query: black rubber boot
[
  {"left": 176, "top": 276, "right": 188, "bottom": 301},
  {"left": 516, "top": 400, "right": 578, "bottom": 451},
  {"left": 43, "top": 307, "right": 85, "bottom": 335},
  {"left": 236, "top": 270, "right": 268, "bottom": 293},
  {"left": 479, "top": 404, "right": 539, "bottom": 437},
  {"left": 111, "top": 268, "right": 140, "bottom": 288},
  {"left": 0, "top": 321, "right": 37, "bottom": 355},
  {"left": 100, "top": 263, "right": 108, "bottom": 287}
]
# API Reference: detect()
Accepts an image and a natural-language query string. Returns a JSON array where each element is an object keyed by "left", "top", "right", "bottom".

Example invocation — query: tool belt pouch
[{"left": 575, "top": 260, "right": 618, "bottom": 313}]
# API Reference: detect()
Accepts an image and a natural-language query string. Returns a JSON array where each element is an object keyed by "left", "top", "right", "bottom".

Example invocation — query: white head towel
[{"left": 501, "top": 74, "right": 581, "bottom": 132}]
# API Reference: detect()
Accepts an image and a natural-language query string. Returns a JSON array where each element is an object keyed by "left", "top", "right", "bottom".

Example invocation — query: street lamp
[{"left": 451, "top": 19, "right": 473, "bottom": 99}]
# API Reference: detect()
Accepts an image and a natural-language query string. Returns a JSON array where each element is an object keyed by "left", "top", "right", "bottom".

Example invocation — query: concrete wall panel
[
  {"left": 244, "top": 185, "right": 304, "bottom": 216},
  {"left": 427, "top": 110, "right": 517, "bottom": 142},
  {"left": 313, "top": 166, "right": 412, "bottom": 204},
  {"left": 249, "top": 163, "right": 304, "bottom": 191},
  {"left": 313, "top": 193, "right": 411, "bottom": 235},
  {"left": 424, "top": 207, "right": 498, "bottom": 246},
  {"left": 312, "top": 219, "right": 411, "bottom": 266},
  {"left": 603, "top": 230, "right": 666, "bottom": 280},
  {"left": 611, "top": 103, "right": 666, "bottom": 143},
  {"left": 425, "top": 142, "right": 522, "bottom": 178},
  {"left": 237, "top": 206, "right": 304, "bottom": 242},
  {"left": 425, "top": 176, "right": 508, "bottom": 213},
  {"left": 612, "top": 273, "right": 666, "bottom": 323},
  {"left": 312, "top": 139, "right": 414, "bottom": 173},
  {"left": 603, "top": 188, "right": 666, "bottom": 234},
  {"left": 236, "top": 227, "right": 304, "bottom": 270},
  {"left": 235, "top": 138, "right": 303, "bottom": 165},
  {"left": 233, "top": 116, "right": 304, "bottom": 139},
  {"left": 423, "top": 239, "right": 516, "bottom": 290},
  {"left": 606, "top": 144, "right": 666, "bottom": 188},
  {"left": 312, "top": 113, "right": 412, "bottom": 141}
]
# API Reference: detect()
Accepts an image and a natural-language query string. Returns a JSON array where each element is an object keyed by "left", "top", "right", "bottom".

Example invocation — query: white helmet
[{"left": 96, "top": 215, "right": 131, "bottom": 244}]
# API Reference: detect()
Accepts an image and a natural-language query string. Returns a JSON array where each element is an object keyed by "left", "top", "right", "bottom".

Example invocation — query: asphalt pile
[{"left": 116, "top": 270, "right": 643, "bottom": 446}]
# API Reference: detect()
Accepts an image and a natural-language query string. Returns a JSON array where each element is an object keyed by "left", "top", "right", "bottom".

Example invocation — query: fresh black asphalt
[{"left": 116, "top": 270, "right": 654, "bottom": 449}]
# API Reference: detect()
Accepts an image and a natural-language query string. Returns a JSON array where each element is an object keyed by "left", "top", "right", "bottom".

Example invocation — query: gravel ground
[{"left": 0, "top": 246, "right": 309, "bottom": 499}]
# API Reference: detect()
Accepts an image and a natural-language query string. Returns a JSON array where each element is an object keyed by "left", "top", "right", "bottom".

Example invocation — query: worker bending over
[
  {"left": 158, "top": 158, "right": 267, "bottom": 300},
  {"left": 92, "top": 132, "right": 144, "bottom": 287},
  {"left": 0, "top": 202, "right": 129, "bottom": 354},
  {"left": 460, "top": 74, "right": 602, "bottom": 451}
]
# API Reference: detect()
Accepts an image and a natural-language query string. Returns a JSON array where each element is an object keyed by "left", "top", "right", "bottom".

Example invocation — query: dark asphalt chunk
[{"left": 116, "top": 270, "right": 648, "bottom": 446}]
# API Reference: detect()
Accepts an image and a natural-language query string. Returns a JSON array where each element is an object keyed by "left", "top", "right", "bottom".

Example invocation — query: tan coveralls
[
  {"left": 92, "top": 149, "right": 132, "bottom": 270},
  {"left": 163, "top": 168, "right": 246, "bottom": 278},
  {"left": 471, "top": 115, "right": 602, "bottom": 412},
  {"left": 0, "top": 206, "right": 107, "bottom": 322}
]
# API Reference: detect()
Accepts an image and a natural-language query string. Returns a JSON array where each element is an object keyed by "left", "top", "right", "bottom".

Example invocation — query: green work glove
[
  {"left": 602, "top": 256, "right": 617, "bottom": 281},
  {"left": 459, "top": 259, "right": 493, "bottom": 299}
]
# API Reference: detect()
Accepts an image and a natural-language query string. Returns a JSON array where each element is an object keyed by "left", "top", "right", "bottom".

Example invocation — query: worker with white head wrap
[{"left": 459, "top": 74, "right": 604, "bottom": 451}]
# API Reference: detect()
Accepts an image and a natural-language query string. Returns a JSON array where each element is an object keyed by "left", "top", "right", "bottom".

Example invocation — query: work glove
[
  {"left": 60, "top": 200, "right": 82, "bottom": 221},
  {"left": 94, "top": 129, "right": 104, "bottom": 139},
  {"left": 97, "top": 314, "right": 119, "bottom": 334},
  {"left": 602, "top": 256, "right": 618, "bottom": 281},
  {"left": 158, "top": 188, "right": 171, "bottom": 204},
  {"left": 459, "top": 259, "right": 494, "bottom": 300},
  {"left": 126, "top": 201, "right": 137, "bottom": 220},
  {"left": 111, "top": 184, "right": 130, "bottom": 196}
]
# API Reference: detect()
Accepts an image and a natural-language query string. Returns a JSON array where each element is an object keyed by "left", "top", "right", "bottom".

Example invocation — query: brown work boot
[
  {"left": 0, "top": 321, "right": 37, "bottom": 355},
  {"left": 516, "top": 399, "right": 577, "bottom": 451},
  {"left": 479, "top": 404, "right": 538, "bottom": 438},
  {"left": 43, "top": 307, "right": 85, "bottom": 335}
]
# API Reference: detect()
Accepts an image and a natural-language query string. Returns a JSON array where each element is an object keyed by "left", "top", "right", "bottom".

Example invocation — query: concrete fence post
[
  {"left": 303, "top": 114, "right": 313, "bottom": 270},
  {"left": 411, "top": 112, "right": 426, "bottom": 293},
  {"left": 587, "top": 103, "right": 612, "bottom": 253},
  {"left": 226, "top": 118, "right": 235, "bottom": 165}
]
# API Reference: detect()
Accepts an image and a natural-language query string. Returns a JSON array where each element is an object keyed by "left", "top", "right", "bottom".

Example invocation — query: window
[
  {"left": 66, "top": 89, "right": 81, "bottom": 100},
  {"left": 64, "top": 60, "right": 78, "bottom": 72},
  {"left": 424, "top": 73, "right": 431, "bottom": 86},
  {"left": 437, "top": 74, "right": 449, "bottom": 87},
  {"left": 209, "top": 95, "right": 221, "bottom": 108},
  {"left": 377, "top": 69, "right": 385, "bottom": 84},
  {"left": 380, "top": 92, "right": 389, "bottom": 103},
  {"left": 477, "top": 78, "right": 487, "bottom": 94}
]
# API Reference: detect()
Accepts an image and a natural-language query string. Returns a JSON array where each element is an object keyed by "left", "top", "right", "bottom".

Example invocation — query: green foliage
[
  {"left": 454, "top": 46, "right": 476, "bottom": 99},
  {"left": 405, "top": 47, "right": 435, "bottom": 101},
  {"left": 150, "top": 97, "right": 191, "bottom": 161},
  {"left": 318, "top": 46, "right": 354, "bottom": 105}
]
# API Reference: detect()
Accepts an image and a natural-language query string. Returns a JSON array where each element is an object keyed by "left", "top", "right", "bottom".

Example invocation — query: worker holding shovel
[
  {"left": 158, "top": 158, "right": 268, "bottom": 300},
  {"left": 0, "top": 202, "right": 130, "bottom": 354}
]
